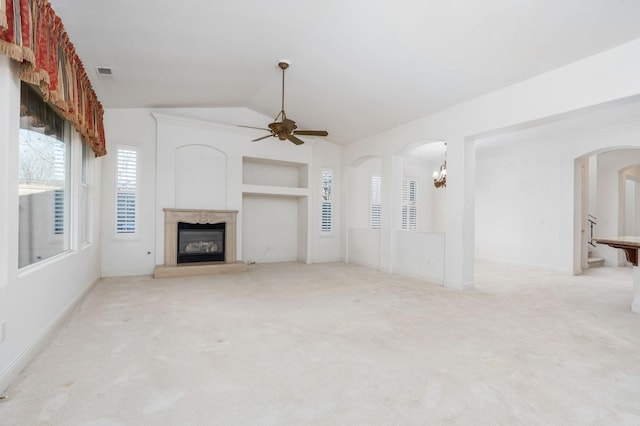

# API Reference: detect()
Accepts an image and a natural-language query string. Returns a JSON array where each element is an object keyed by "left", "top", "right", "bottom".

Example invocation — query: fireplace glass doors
[{"left": 177, "top": 222, "right": 225, "bottom": 264}]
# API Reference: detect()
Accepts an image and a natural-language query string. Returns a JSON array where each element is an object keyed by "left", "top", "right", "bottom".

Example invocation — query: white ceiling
[{"left": 50, "top": 0, "right": 640, "bottom": 144}]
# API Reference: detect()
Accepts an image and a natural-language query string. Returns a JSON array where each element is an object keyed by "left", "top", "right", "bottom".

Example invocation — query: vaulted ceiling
[{"left": 50, "top": 0, "right": 640, "bottom": 144}]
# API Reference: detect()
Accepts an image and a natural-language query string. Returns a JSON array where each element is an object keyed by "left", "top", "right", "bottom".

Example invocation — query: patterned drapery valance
[{"left": 1, "top": 0, "right": 106, "bottom": 156}]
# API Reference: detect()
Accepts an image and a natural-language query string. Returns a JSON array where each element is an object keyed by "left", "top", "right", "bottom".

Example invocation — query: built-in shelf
[
  {"left": 242, "top": 157, "right": 308, "bottom": 189},
  {"left": 241, "top": 184, "right": 308, "bottom": 197}
]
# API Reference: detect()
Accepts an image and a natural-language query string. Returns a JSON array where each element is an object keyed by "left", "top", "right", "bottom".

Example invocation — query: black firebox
[{"left": 177, "top": 222, "right": 225, "bottom": 264}]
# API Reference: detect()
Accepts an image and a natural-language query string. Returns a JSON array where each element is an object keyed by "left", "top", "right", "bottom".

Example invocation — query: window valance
[{"left": 1, "top": 0, "right": 106, "bottom": 156}]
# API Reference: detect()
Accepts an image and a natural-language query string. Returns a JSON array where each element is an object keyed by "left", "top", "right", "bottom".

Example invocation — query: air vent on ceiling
[{"left": 96, "top": 66, "right": 114, "bottom": 78}]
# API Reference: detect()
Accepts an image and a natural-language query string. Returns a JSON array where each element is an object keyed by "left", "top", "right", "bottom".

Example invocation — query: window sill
[
  {"left": 112, "top": 237, "right": 142, "bottom": 243},
  {"left": 18, "top": 249, "right": 74, "bottom": 277}
]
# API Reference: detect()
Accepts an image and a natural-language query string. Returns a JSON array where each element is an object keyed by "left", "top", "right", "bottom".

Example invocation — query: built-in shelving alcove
[
  {"left": 241, "top": 156, "right": 309, "bottom": 197},
  {"left": 241, "top": 156, "right": 310, "bottom": 263}
]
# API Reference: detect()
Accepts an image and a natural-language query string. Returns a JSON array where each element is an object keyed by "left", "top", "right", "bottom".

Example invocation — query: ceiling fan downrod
[{"left": 276, "top": 60, "right": 290, "bottom": 122}]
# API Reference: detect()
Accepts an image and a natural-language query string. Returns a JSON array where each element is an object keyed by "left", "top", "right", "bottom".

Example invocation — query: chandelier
[{"left": 432, "top": 143, "right": 447, "bottom": 188}]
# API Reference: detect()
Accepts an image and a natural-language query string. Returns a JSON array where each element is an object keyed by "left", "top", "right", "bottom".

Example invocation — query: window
[
  {"left": 115, "top": 146, "right": 138, "bottom": 237},
  {"left": 370, "top": 174, "right": 381, "bottom": 230},
  {"left": 321, "top": 168, "right": 333, "bottom": 233},
  {"left": 18, "top": 83, "right": 70, "bottom": 268},
  {"left": 402, "top": 178, "right": 418, "bottom": 230},
  {"left": 79, "top": 142, "right": 92, "bottom": 244}
]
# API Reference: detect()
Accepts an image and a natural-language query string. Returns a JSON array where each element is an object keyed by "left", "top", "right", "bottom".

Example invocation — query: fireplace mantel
[{"left": 154, "top": 208, "right": 247, "bottom": 278}]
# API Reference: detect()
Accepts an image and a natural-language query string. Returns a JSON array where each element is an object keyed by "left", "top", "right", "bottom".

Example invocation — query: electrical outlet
[{"left": 0, "top": 322, "right": 5, "bottom": 343}]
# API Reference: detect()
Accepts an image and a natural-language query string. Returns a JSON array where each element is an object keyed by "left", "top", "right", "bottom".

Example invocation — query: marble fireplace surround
[{"left": 154, "top": 208, "right": 247, "bottom": 278}]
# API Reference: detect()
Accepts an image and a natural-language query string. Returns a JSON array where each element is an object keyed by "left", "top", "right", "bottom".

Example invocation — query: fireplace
[
  {"left": 154, "top": 209, "right": 247, "bottom": 278},
  {"left": 177, "top": 222, "right": 225, "bottom": 264}
]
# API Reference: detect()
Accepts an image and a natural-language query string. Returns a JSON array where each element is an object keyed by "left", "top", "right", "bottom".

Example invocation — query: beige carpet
[{"left": 1, "top": 261, "right": 639, "bottom": 425}]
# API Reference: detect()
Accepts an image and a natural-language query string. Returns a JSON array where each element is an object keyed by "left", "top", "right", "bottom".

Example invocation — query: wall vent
[{"left": 96, "top": 66, "right": 113, "bottom": 78}]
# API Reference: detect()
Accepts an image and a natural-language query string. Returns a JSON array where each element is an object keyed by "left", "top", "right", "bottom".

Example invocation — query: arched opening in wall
[
  {"left": 393, "top": 140, "right": 448, "bottom": 283},
  {"left": 346, "top": 156, "right": 382, "bottom": 269},
  {"left": 574, "top": 148, "right": 640, "bottom": 274},
  {"left": 401, "top": 141, "right": 448, "bottom": 233}
]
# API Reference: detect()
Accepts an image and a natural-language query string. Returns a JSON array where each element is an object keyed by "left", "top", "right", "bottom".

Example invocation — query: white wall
[
  {"left": 0, "top": 57, "right": 103, "bottom": 393},
  {"left": 101, "top": 108, "right": 342, "bottom": 276},
  {"left": 475, "top": 139, "right": 562, "bottom": 268},
  {"left": 346, "top": 157, "right": 382, "bottom": 269},
  {"left": 242, "top": 194, "right": 299, "bottom": 263},
  {"left": 475, "top": 124, "right": 640, "bottom": 271},
  {"left": 348, "top": 229, "right": 381, "bottom": 269},
  {"left": 394, "top": 231, "right": 445, "bottom": 283},
  {"left": 101, "top": 109, "right": 157, "bottom": 276},
  {"left": 175, "top": 145, "right": 227, "bottom": 209}
]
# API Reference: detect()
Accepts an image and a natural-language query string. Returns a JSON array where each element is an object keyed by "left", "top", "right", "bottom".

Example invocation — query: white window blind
[
  {"left": 370, "top": 174, "right": 381, "bottom": 230},
  {"left": 402, "top": 178, "right": 417, "bottom": 230},
  {"left": 115, "top": 147, "right": 137, "bottom": 235},
  {"left": 54, "top": 189, "right": 64, "bottom": 234},
  {"left": 52, "top": 143, "right": 66, "bottom": 235},
  {"left": 321, "top": 168, "right": 333, "bottom": 232}
]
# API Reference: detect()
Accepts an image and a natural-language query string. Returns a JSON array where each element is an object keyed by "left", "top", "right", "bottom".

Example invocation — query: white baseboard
[
  {"left": 310, "top": 257, "right": 342, "bottom": 264},
  {"left": 393, "top": 268, "right": 444, "bottom": 286},
  {"left": 0, "top": 278, "right": 99, "bottom": 394},
  {"left": 347, "top": 259, "right": 380, "bottom": 271},
  {"left": 444, "top": 280, "right": 476, "bottom": 291}
]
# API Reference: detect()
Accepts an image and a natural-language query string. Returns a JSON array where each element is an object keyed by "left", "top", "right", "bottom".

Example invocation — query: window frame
[
  {"left": 17, "top": 99, "right": 72, "bottom": 269},
  {"left": 79, "top": 141, "right": 92, "bottom": 246},
  {"left": 321, "top": 168, "right": 334, "bottom": 234},
  {"left": 370, "top": 174, "right": 382, "bottom": 230},
  {"left": 401, "top": 177, "right": 418, "bottom": 230},
  {"left": 114, "top": 144, "right": 139, "bottom": 240}
]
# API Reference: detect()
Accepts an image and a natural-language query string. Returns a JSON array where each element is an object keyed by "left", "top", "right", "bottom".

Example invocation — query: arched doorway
[{"left": 574, "top": 148, "right": 640, "bottom": 273}]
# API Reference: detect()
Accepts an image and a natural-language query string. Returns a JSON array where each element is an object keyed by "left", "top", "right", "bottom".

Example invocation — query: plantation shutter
[
  {"left": 115, "top": 147, "right": 137, "bottom": 235},
  {"left": 321, "top": 169, "right": 333, "bottom": 232},
  {"left": 371, "top": 175, "right": 381, "bottom": 229}
]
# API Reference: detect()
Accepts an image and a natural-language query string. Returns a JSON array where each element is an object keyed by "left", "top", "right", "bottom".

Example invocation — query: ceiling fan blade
[
  {"left": 238, "top": 125, "right": 271, "bottom": 131},
  {"left": 252, "top": 134, "right": 273, "bottom": 142},
  {"left": 287, "top": 134, "right": 305, "bottom": 145},
  {"left": 293, "top": 130, "right": 328, "bottom": 137}
]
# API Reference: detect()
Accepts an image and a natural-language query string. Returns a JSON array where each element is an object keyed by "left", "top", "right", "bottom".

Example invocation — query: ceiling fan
[{"left": 239, "top": 60, "right": 328, "bottom": 145}]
